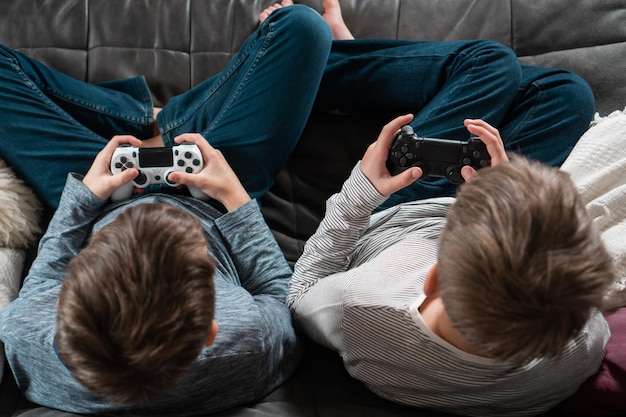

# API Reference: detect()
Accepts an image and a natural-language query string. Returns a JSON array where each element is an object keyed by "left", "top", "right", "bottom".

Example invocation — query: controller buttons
[
  {"left": 177, "top": 160, "right": 185, "bottom": 167},
  {"left": 446, "top": 168, "right": 463, "bottom": 185},
  {"left": 192, "top": 159, "right": 201, "bottom": 166},
  {"left": 480, "top": 159, "right": 490, "bottom": 167},
  {"left": 135, "top": 171, "right": 148, "bottom": 186},
  {"left": 115, "top": 157, "right": 134, "bottom": 171},
  {"left": 462, "top": 157, "right": 472, "bottom": 165},
  {"left": 473, "top": 150, "right": 482, "bottom": 159},
  {"left": 184, "top": 151, "right": 193, "bottom": 159},
  {"left": 185, "top": 167, "right": 194, "bottom": 173}
]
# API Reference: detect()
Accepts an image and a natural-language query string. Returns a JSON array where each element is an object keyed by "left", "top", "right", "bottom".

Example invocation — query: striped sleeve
[{"left": 287, "top": 163, "right": 386, "bottom": 309}]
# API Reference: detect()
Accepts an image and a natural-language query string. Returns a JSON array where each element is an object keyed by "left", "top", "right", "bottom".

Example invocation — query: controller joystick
[
  {"left": 110, "top": 143, "right": 209, "bottom": 201},
  {"left": 386, "top": 125, "right": 491, "bottom": 185}
]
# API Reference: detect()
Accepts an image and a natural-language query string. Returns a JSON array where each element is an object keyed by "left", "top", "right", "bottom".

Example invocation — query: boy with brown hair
[
  {"left": 56, "top": 202, "right": 218, "bottom": 404},
  {"left": 438, "top": 150, "right": 611, "bottom": 366},
  {"left": 12, "top": 132, "right": 301, "bottom": 414},
  {"left": 288, "top": 115, "right": 615, "bottom": 416},
  {"left": 0, "top": 5, "right": 332, "bottom": 414}
]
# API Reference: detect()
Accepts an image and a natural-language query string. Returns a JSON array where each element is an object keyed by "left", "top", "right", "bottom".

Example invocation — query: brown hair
[
  {"left": 437, "top": 155, "right": 614, "bottom": 365},
  {"left": 56, "top": 203, "right": 216, "bottom": 404}
]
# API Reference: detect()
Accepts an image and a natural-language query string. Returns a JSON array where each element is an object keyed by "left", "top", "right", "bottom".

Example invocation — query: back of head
[
  {"left": 56, "top": 203, "right": 216, "bottom": 404},
  {"left": 437, "top": 155, "right": 614, "bottom": 365}
]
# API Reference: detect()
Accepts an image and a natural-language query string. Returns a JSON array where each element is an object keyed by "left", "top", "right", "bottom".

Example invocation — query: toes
[
  {"left": 259, "top": 4, "right": 281, "bottom": 23},
  {"left": 259, "top": 0, "right": 295, "bottom": 24}
]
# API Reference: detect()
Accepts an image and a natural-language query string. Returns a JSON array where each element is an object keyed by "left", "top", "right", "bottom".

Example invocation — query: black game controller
[{"left": 386, "top": 125, "right": 491, "bottom": 184}]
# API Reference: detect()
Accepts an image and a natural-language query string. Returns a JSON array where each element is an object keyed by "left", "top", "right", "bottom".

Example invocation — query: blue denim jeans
[
  {"left": 0, "top": 8, "right": 594, "bottom": 210},
  {"left": 0, "top": 5, "right": 331, "bottom": 208},
  {"left": 316, "top": 40, "right": 595, "bottom": 209}
]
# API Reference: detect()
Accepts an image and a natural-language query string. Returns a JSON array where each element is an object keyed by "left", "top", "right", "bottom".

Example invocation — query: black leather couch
[{"left": 1, "top": 1, "right": 625, "bottom": 416}]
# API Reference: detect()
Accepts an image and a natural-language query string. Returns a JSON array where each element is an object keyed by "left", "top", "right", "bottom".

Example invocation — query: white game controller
[{"left": 110, "top": 143, "right": 208, "bottom": 201}]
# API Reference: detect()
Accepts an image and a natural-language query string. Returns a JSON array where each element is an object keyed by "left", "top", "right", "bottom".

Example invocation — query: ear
[
  {"left": 423, "top": 264, "right": 439, "bottom": 296},
  {"left": 205, "top": 320, "right": 219, "bottom": 347}
]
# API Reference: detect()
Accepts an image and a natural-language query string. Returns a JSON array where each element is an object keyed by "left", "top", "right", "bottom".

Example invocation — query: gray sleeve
[
  {"left": 214, "top": 200, "right": 293, "bottom": 302},
  {"left": 19, "top": 173, "right": 108, "bottom": 296}
]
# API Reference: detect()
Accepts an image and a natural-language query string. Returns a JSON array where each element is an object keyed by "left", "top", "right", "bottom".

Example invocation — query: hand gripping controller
[
  {"left": 386, "top": 125, "right": 491, "bottom": 184},
  {"left": 110, "top": 143, "right": 208, "bottom": 201}
]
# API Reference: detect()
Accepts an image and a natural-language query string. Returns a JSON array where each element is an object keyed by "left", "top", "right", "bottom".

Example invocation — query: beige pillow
[{"left": 0, "top": 158, "right": 42, "bottom": 380}]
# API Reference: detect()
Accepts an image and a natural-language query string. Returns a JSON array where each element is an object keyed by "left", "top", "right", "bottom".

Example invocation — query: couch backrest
[{"left": 1, "top": 0, "right": 624, "bottom": 114}]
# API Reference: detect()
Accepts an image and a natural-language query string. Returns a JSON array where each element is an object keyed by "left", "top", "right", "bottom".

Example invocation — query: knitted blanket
[{"left": 561, "top": 108, "right": 626, "bottom": 310}]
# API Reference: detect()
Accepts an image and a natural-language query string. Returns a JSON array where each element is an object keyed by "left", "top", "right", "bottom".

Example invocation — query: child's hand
[
  {"left": 167, "top": 133, "right": 251, "bottom": 211},
  {"left": 461, "top": 119, "right": 508, "bottom": 181},
  {"left": 359, "top": 114, "right": 422, "bottom": 196},
  {"left": 83, "top": 135, "right": 141, "bottom": 200}
]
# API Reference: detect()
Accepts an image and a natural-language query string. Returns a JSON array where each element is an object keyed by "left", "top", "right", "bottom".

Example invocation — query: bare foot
[
  {"left": 322, "top": 0, "right": 354, "bottom": 40},
  {"left": 259, "top": 0, "right": 293, "bottom": 24},
  {"left": 259, "top": 0, "right": 354, "bottom": 40}
]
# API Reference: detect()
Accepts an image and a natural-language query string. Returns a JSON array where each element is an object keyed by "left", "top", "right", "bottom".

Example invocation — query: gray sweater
[{"left": 0, "top": 173, "right": 300, "bottom": 415}]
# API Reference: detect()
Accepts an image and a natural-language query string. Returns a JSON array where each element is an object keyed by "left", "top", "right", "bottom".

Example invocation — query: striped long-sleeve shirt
[{"left": 288, "top": 162, "right": 609, "bottom": 417}]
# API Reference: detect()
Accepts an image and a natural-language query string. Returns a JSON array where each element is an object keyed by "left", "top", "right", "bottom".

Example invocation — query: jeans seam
[
  {"left": 8, "top": 57, "right": 106, "bottom": 142},
  {"left": 160, "top": 21, "right": 276, "bottom": 143},
  {"left": 504, "top": 83, "right": 543, "bottom": 148},
  {"left": 206, "top": 24, "right": 276, "bottom": 137},
  {"left": 36, "top": 83, "right": 150, "bottom": 125}
]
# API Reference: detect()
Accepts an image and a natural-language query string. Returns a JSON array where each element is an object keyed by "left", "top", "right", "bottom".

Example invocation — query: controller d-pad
[{"left": 114, "top": 158, "right": 134, "bottom": 171}]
